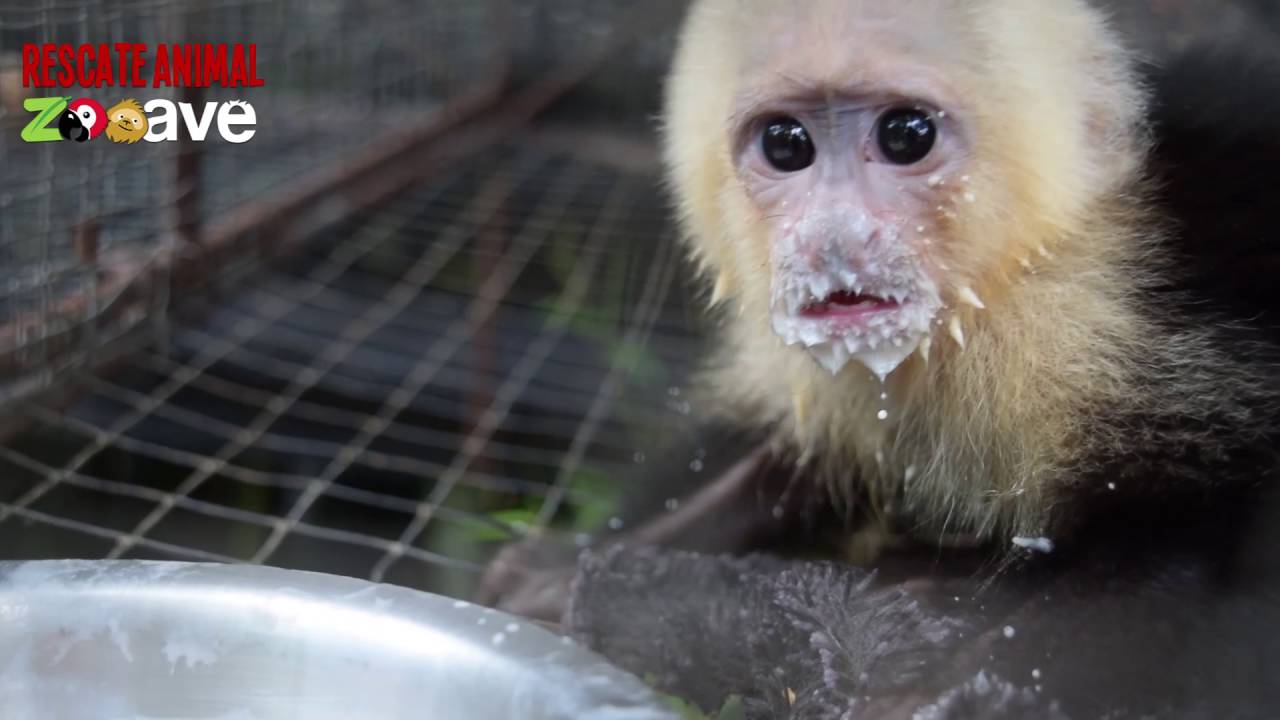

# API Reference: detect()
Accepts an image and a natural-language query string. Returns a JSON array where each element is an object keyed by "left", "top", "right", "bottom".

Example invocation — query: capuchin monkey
[
  {"left": 664, "top": 0, "right": 1280, "bottom": 548},
  {"left": 482, "top": 1, "right": 1280, "bottom": 716}
]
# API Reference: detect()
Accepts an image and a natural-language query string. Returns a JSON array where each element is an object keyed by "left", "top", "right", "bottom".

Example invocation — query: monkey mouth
[
  {"left": 771, "top": 271, "right": 940, "bottom": 379},
  {"left": 799, "top": 290, "right": 900, "bottom": 319}
]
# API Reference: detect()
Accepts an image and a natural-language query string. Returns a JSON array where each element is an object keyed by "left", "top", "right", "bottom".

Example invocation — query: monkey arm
[{"left": 565, "top": 497, "right": 1280, "bottom": 720}]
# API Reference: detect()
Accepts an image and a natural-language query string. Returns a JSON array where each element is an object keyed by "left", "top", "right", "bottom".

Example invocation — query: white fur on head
[{"left": 664, "top": 0, "right": 1168, "bottom": 540}]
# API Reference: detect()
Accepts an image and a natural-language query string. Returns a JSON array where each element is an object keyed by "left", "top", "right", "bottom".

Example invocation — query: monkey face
[
  {"left": 723, "top": 68, "right": 973, "bottom": 377},
  {"left": 105, "top": 100, "right": 148, "bottom": 144},
  {"left": 665, "top": 0, "right": 1138, "bottom": 380},
  {"left": 730, "top": 101, "right": 963, "bottom": 377},
  {"left": 663, "top": 2, "right": 1001, "bottom": 378}
]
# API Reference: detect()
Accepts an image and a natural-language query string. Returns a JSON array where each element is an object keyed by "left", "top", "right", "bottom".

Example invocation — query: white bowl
[{"left": 0, "top": 561, "right": 675, "bottom": 720}]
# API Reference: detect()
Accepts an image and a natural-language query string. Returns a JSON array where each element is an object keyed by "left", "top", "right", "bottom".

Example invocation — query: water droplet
[
  {"left": 877, "top": 409, "right": 889, "bottom": 421},
  {"left": 1003, "top": 626, "right": 1016, "bottom": 639},
  {"left": 505, "top": 623, "right": 520, "bottom": 633},
  {"left": 689, "top": 459, "right": 704, "bottom": 473},
  {"left": 772, "top": 505, "right": 785, "bottom": 519},
  {"left": 1012, "top": 536, "right": 1054, "bottom": 554},
  {"left": 453, "top": 600, "right": 471, "bottom": 609},
  {"left": 1107, "top": 482, "right": 1117, "bottom": 491},
  {"left": 492, "top": 632, "right": 506, "bottom": 646},
  {"left": 1032, "top": 669, "right": 1042, "bottom": 680}
]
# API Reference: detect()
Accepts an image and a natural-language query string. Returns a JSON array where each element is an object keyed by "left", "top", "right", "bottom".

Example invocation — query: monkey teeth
[{"left": 772, "top": 273, "right": 940, "bottom": 379}]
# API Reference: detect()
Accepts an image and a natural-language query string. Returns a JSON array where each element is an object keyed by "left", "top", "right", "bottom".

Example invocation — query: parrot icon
[{"left": 58, "top": 98, "right": 107, "bottom": 142}]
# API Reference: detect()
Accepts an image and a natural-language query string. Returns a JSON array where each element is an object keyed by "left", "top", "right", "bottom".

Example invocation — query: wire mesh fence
[
  {"left": 0, "top": 0, "right": 699, "bottom": 600},
  {"left": 0, "top": 137, "right": 706, "bottom": 599},
  {"left": 0, "top": 0, "right": 510, "bottom": 403}
]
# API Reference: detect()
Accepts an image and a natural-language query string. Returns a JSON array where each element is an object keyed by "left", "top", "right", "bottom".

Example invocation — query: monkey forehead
[{"left": 729, "top": 0, "right": 982, "bottom": 105}]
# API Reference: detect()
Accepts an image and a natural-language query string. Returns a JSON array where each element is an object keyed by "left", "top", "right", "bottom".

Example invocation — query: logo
[
  {"left": 19, "top": 43, "right": 264, "bottom": 145},
  {"left": 105, "top": 99, "right": 147, "bottom": 143},
  {"left": 60, "top": 98, "right": 106, "bottom": 141}
]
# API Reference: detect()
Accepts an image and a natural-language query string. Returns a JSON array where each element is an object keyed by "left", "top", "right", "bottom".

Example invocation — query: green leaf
[
  {"left": 643, "top": 677, "right": 745, "bottom": 720},
  {"left": 451, "top": 518, "right": 514, "bottom": 543},
  {"left": 566, "top": 468, "right": 621, "bottom": 533},
  {"left": 716, "top": 696, "right": 747, "bottom": 720},
  {"left": 451, "top": 506, "right": 540, "bottom": 543},
  {"left": 569, "top": 468, "right": 617, "bottom": 501},
  {"left": 488, "top": 507, "right": 539, "bottom": 533},
  {"left": 659, "top": 693, "right": 713, "bottom": 720}
]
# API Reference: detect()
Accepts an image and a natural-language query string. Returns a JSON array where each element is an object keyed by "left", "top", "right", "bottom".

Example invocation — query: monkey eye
[
  {"left": 761, "top": 116, "right": 816, "bottom": 172},
  {"left": 876, "top": 108, "right": 937, "bottom": 165}
]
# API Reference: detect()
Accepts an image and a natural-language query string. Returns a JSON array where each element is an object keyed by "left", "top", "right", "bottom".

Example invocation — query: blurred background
[{"left": 0, "top": 0, "right": 1275, "bottom": 602}]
